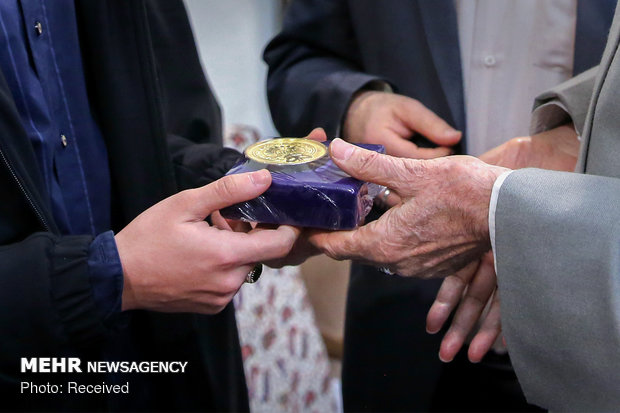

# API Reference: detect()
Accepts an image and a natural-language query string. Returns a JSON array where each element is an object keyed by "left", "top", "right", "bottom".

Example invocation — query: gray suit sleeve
[
  {"left": 263, "top": 0, "right": 388, "bottom": 137},
  {"left": 494, "top": 168, "right": 620, "bottom": 411},
  {"left": 530, "top": 66, "right": 598, "bottom": 136}
]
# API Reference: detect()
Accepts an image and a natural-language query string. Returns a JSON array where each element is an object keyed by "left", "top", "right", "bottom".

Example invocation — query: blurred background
[
  {"left": 184, "top": 1, "right": 349, "bottom": 412},
  {"left": 185, "top": 0, "right": 280, "bottom": 137}
]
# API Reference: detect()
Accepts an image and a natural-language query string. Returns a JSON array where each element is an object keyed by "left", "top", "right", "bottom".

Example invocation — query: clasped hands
[{"left": 115, "top": 89, "right": 578, "bottom": 364}]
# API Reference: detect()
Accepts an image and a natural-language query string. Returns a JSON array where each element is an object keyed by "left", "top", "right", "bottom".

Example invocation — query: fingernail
[
  {"left": 444, "top": 129, "right": 461, "bottom": 139},
  {"left": 250, "top": 170, "right": 270, "bottom": 186},
  {"left": 438, "top": 351, "right": 452, "bottom": 363},
  {"left": 330, "top": 138, "right": 355, "bottom": 161}
]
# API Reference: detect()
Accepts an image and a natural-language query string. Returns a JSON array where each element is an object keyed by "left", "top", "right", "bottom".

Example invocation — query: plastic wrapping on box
[{"left": 219, "top": 139, "right": 385, "bottom": 230}]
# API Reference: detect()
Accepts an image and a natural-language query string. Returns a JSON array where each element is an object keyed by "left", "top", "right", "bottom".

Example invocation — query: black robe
[{"left": 0, "top": 1, "right": 247, "bottom": 411}]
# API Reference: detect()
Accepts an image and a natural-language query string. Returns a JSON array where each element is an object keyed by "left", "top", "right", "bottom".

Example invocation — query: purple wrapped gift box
[{"left": 219, "top": 140, "right": 385, "bottom": 229}]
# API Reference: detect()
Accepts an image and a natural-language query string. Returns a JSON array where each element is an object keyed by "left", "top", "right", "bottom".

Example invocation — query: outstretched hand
[
  {"left": 418, "top": 124, "right": 581, "bottom": 362},
  {"left": 309, "top": 139, "right": 508, "bottom": 278},
  {"left": 116, "top": 169, "right": 300, "bottom": 315}
]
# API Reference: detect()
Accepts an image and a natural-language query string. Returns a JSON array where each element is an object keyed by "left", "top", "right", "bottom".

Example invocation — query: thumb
[
  {"left": 329, "top": 138, "right": 417, "bottom": 191},
  {"left": 308, "top": 228, "right": 364, "bottom": 261},
  {"left": 181, "top": 170, "right": 272, "bottom": 219}
]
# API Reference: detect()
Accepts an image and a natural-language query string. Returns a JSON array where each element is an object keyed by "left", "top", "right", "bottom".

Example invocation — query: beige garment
[{"left": 456, "top": 0, "right": 577, "bottom": 156}]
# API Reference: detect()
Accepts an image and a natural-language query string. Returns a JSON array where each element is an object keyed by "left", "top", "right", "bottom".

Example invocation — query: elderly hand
[
  {"left": 309, "top": 139, "right": 509, "bottom": 278},
  {"left": 426, "top": 252, "right": 501, "bottom": 363},
  {"left": 116, "top": 169, "right": 300, "bottom": 315},
  {"left": 344, "top": 91, "right": 462, "bottom": 159},
  {"left": 422, "top": 124, "right": 580, "bottom": 363},
  {"left": 481, "top": 124, "right": 579, "bottom": 171}
]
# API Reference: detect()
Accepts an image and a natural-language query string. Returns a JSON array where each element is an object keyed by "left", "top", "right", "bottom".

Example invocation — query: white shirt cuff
[{"left": 489, "top": 170, "right": 514, "bottom": 271}]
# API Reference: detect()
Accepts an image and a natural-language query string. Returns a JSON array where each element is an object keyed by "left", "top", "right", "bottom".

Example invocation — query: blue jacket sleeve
[{"left": 87, "top": 230, "right": 124, "bottom": 320}]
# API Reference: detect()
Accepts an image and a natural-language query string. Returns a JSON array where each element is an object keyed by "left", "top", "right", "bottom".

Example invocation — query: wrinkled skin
[
  {"left": 426, "top": 124, "right": 580, "bottom": 362},
  {"left": 310, "top": 139, "right": 508, "bottom": 279},
  {"left": 311, "top": 126, "right": 578, "bottom": 364}
]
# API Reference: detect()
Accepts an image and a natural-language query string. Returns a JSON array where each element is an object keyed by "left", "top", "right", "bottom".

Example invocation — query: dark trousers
[
  {"left": 342, "top": 261, "right": 542, "bottom": 412},
  {"left": 431, "top": 351, "right": 543, "bottom": 412}
]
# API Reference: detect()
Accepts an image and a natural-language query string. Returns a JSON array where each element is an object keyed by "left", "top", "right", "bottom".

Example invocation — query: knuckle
[
  {"left": 215, "top": 247, "right": 238, "bottom": 268},
  {"left": 213, "top": 295, "right": 231, "bottom": 310},
  {"left": 358, "top": 149, "right": 379, "bottom": 167},
  {"left": 320, "top": 241, "right": 342, "bottom": 261},
  {"left": 273, "top": 231, "right": 296, "bottom": 254},
  {"left": 439, "top": 279, "right": 465, "bottom": 303},
  {"left": 356, "top": 150, "right": 384, "bottom": 176},
  {"left": 393, "top": 159, "right": 412, "bottom": 183},
  {"left": 373, "top": 242, "right": 392, "bottom": 264},
  {"left": 509, "top": 136, "right": 528, "bottom": 147},
  {"left": 403, "top": 97, "right": 424, "bottom": 114},
  {"left": 440, "top": 158, "right": 461, "bottom": 176},
  {"left": 464, "top": 293, "right": 487, "bottom": 308},
  {"left": 222, "top": 277, "right": 241, "bottom": 296},
  {"left": 407, "top": 98, "right": 422, "bottom": 109},
  {"left": 213, "top": 176, "right": 238, "bottom": 200},
  {"left": 211, "top": 304, "right": 226, "bottom": 314},
  {"left": 276, "top": 241, "right": 293, "bottom": 258},
  {"left": 400, "top": 157, "right": 426, "bottom": 179}
]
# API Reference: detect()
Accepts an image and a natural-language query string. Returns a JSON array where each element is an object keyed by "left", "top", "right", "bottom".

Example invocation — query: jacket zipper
[{"left": 0, "top": 146, "right": 50, "bottom": 231}]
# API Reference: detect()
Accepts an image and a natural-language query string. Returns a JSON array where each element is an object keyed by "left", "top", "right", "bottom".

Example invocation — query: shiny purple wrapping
[{"left": 219, "top": 141, "right": 385, "bottom": 229}]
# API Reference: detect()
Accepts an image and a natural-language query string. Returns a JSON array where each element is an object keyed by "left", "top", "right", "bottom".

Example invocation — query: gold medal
[{"left": 245, "top": 138, "right": 327, "bottom": 165}]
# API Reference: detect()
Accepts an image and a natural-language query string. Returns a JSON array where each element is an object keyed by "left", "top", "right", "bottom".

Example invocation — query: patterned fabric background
[{"left": 226, "top": 125, "right": 338, "bottom": 413}]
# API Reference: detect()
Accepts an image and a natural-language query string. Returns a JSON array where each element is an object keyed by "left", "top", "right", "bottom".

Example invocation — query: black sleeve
[
  {"left": 0, "top": 233, "right": 108, "bottom": 378},
  {"left": 167, "top": 134, "right": 240, "bottom": 190},
  {"left": 264, "top": 0, "right": 387, "bottom": 137},
  {"left": 0, "top": 70, "right": 109, "bottom": 382},
  {"left": 146, "top": 0, "right": 241, "bottom": 190}
]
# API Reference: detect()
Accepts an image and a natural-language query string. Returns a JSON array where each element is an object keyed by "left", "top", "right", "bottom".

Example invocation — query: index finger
[
  {"left": 228, "top": 225, "right": 302, "bottom": 264},
  {"left": 381, "top": 130, "right": 453, "bottom": 159},
  {"left": 398, "top": 99, "right": 462, "bottom": 147}
]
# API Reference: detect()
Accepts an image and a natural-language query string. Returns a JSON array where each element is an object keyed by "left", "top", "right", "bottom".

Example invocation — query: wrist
[
  {"left": 448, "top": 158, "right": 509, "bottom": 247},
  {"left": 473, "top": 164, "right": 510, "bottom": 245}
]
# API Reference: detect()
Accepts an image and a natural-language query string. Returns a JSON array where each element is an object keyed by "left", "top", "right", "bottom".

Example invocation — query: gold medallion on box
[{"left": 245, "top": 138, "right": 327, "bottom": 165}]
